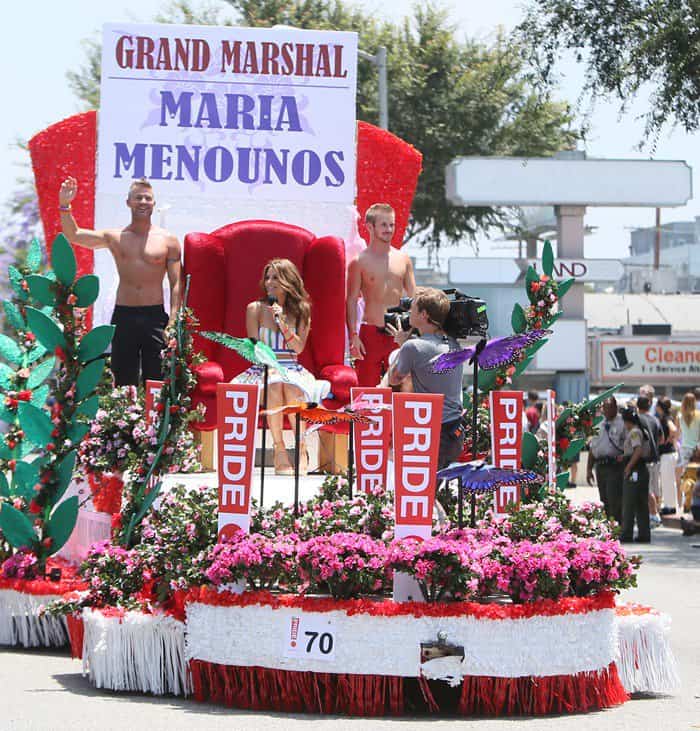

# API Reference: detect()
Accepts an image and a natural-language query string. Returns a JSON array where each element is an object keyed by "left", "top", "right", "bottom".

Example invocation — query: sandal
[{"left": 273, "top": 441, "right": 293, "bottom": 475}]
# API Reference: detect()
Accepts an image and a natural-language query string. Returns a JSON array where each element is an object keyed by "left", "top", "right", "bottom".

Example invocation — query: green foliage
[
  {"left": 77, "top": 325, "right": 115, "bottom": 363},
  {"left": 18, "top": 402, "right": 53, "bottom": 444},
  {"left": 521, "top": 431, "right": 540, "bottom": 469},
  {"left": 46, "top": 497, "right": 79, "bottom": 555},
  {"left": 73, "top": 275, "right": 100, "bottom": 307},
  {"left": 510, "top": 303, "right": 528, "bottom": 333},
  {"left": 26, "top": 238, "right": 42, "bottom": 271},
  {"left": 13, "top": 460, "right": 40, "bottom": 502},
  {"left": 76, "top": 394, "right": 99, "bottom": 419},
  {"left": 50, "top": 234, "right": 77, "bottom": 287},
  {"left": 76, "top": 358, "right": 105, "bottom": 401},
  {"left": 27, "top": 357, "right": 56, "bottom": 389},
  {"left": 54, "top": 452, "right": 76, "bottom": 504},
  {"left": 519, "top": 0, "right": 700, "bottom": 139},
  {"left": 542, "top": 240, "right": 554, "bottom": 277},
  {"left": 0, "top": 334, "right": 23, "bottom": 365},
  {"left": 0, "top": 504, "right": 37, "bottom": 550},
  {"left": 556, "top": 472, "right": 570, "bottom": 490},
  {"left": 562, "top": 437, "right": 586, "bottom": 462},
  {"left": 25, "top": 307, "right": 65, "bottom": 351},
  {"left": 558, "top": 278, "right": 575, "bottom": 298},
  {"left": 3, "top": 302, "right": 25, "bottom": 332},
  {"left": 25, "top": 275, "right": 56, "bottom": 307},
  {"left": 68, "top": 0, "right": 576, "bottom": 248}
]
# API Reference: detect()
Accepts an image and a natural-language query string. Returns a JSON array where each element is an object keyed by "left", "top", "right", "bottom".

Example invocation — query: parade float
[{"left": 0, "top": 17, "right": 681, "bottom": 720}]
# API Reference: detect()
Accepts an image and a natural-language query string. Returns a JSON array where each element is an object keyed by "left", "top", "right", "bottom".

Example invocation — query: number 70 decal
[{"left": 284, "top": 616, "right": 336, "bottom": 660}]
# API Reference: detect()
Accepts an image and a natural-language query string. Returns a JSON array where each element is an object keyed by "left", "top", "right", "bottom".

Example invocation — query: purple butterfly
[
  {"left": 432, "top": 329, "right": 552, "bottom": 373},
  {"left": 436, "top": 460, "right": 541, "bottom": 493}
]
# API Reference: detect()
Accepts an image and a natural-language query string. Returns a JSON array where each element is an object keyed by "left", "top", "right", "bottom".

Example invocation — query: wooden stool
[{"left": 194, "top": 429, "right": 216, "bottom": 471}]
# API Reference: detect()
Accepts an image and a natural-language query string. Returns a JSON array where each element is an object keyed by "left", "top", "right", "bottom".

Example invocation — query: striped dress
[{"left": 232, "top": 325, "right": 331, "bottom": 403}]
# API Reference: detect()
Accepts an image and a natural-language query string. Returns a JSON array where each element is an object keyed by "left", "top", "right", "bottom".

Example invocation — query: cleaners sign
[{"left": 98, "top": 22, "right": 358, "bottom": 204}]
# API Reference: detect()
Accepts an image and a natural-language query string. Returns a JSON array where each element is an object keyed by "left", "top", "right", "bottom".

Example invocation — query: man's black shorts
[{"left": 110, "top": 304, "right": 168, "bottom": 386}]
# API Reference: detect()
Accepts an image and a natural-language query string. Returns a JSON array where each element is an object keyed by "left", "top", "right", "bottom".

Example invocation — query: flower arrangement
[
  {"left": 0, "top": 235, "right": 114, "bottom": 571},
  {"left": 115, "top": 299, "right": 205, "bottom": 547},
  {"left": 77, "top": 540, "right": 146, "bottom": 610},
  {"left": 76, "top": 386, "right": 142, "bottom": 476},
  {"left": 1, "top": 548, "right": 39, "bottom": 580},
  {"left": 138, "top": 483, "right": 218, "bottom": 602},
  {"left": 205, "top": 532, "right": 298, "bottom": 591},
  {"left": 387, "top": 536, "right": 486, "bottom": 602},
  {"left": 252, "top": 474, "right": 395, "bottom": 541},
  {"left": 295, "top": 532, "right": 390, "bottom": 599}
]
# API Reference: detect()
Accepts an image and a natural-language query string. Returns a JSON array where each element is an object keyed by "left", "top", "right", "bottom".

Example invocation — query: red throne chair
[{"left": 184, "top": 220, "right": 358, "bottom": 432}]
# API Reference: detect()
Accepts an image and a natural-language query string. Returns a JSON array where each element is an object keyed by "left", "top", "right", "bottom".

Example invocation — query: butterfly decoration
[
  {"left": 432, "top": 329, "right": 552, "bottom": 374},
  {"left": 199, "top": 331, "right": 289, "bottom": 378},
  {"left": 304, "top": 395, "right": 392, "bottom": 435},
  {"left": 436, "top": 460, "right": 541, "bottom": 493},
  {"left": 261, "top": 401, "right": 372, "bottom": 427}
]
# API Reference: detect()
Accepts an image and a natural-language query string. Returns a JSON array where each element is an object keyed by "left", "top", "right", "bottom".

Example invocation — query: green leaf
[
  {"left": 0, "top": 504, "right": 37, "bottom": 550},
  {"left": 3, "top": 301, "right": 25, "bottom": 332},
  {"left": 0, "top": 471, "right": 9, "bottom": 499},
  {"left": 133, "top": 481, "right": 162, "bottom": 525},
  {"left": 513, "top": 355, "right": 534, "bottom": 377},
  {"left": 0, "top": 406, "right": 16, "bottom": 425},
  {"left": 26, "top": 343, "right": 47, "bottom": 364},
  {"left": 26, "top": 238, "right": 42, "bottom": 272},
  {"left": 18, "top": 401, "right": 53, "bottom": 445},
  {"left": 24, "top": 307, "right": 65, "bottom": 352},
  {"left": 8, "top": 266, "right": 28, "bottom": 301},
  {"left": 557, "top": 278, "right": 575, "bottom": 299},
  {"left": 583, "top": 383, "right": 625, "bottom": 412},
  {"left": 27, "top": 357, "right": 56, "bottom": 389},
  {"left": 77, "top": 325, "right": 115, "bottom": 363},
  {"left": 13, "top": 460, "right": 40, "bottom": 502},
  {"left": 477, "top": 367, "right": 497, "bottom": 392},
  {"left": 525, "top": 265, "right": 539, "bottom": 294},
  {"left": 556, "top": 407, "right": 572, "bottom": 429},
  {"left": 510, "top": 303, "right": 527, "bottom": 334},
  {"left": 51, "top": 233, "right": 77, "bottom": 287},
  {"left": 593, "top": 415, "right": 604, "bottom": 427},
  {"left": 46, "top": 496, "right": 79, "bottom": 555},
  {"left": 76, "top": 394, "right": 99, "bottom": 420},
  {"left": 0, "top": 334, "right": 23, "bottom": 366},
  {"left": 542, "top": 240, "right": 554, "bottom": 277},
  {"left": 556, "top": 472, "right": 570, "bottom": 491},
  {"left": 55, "top": 451, "right": 76, "bottom": 504},
  {"left": 30, "top": 384, "right": 50, "bottom": 408},
  {"left": 545, "top": 311, "right": 562, "bottom": 328},
  {"left": 72, "top": 275, "right": 100, "bottom": 307},
  {"left": 521, "top": 431, "right": 540, "bottom": 469},
  {"left": 76, "top": 358, "right": 105, "bottom": 401},
  {"left": 25, "top": 275, "right": 56, "bottom": 307},
  {"left": 67, "top": 422, "right": 89, "bottom": 444},
  {"left": 562, "top": 438, "right": 586, "bottom": 462},
  {"left": 524, "top": 339, "right": 549, "bottom": 358},
  {"left": 0, "top": 363, "right": 15, "bottom": 389}
]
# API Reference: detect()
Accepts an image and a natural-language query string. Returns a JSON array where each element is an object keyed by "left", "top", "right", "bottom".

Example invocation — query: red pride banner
[
  {"left": 350, "top": 387, "right": 392, "bottom": 494},
  {"left": 145, "top": 380, "right": 164, "bottom": 425},
  {"left": 392, "top": 392, "right": 443, "bottom": 540},
  {"left": 217, "top": 383, "right": 259, "bottom": 540},
  {"left": 489, "top": 390, "right": 523, "bottom": 514}
]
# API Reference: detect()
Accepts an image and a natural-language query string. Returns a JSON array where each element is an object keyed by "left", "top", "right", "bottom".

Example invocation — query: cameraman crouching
[{"left": 386, "top": 287, "right": 465, "bottom": 469}]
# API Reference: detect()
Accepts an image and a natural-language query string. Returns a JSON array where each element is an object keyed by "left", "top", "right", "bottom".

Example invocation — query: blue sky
[{"left": 3, "top": 0, "right": 698, "bottom": 259}]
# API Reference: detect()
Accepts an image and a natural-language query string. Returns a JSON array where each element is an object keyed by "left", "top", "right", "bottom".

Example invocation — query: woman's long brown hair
[
  {"left": 680, "top": 392, "right": 698, "bottom": 426},
  {"left": 259, "top": 258, "right": 311, "bottom": 330}
]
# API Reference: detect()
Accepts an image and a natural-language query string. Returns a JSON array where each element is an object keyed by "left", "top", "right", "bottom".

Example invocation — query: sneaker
[{"left": 650, "top": 515, "right": 662, "bottom": 528}]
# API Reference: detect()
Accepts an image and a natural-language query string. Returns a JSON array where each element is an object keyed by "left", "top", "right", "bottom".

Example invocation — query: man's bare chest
[{"left": 113, "top": 236, "right": 168, "bottom": 267}]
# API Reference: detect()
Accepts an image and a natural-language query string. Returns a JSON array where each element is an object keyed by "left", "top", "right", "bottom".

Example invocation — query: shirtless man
[
  {"left": 347, "top": 203, "right": 415, "bottom": 386},
  {"left": 58, "top": 176, "right": 182, "bottom": 386}
]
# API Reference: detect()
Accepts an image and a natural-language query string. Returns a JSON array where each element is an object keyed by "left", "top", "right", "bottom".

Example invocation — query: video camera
[{"left": 383, "top": 289, "right": 488, "bottom": 340}]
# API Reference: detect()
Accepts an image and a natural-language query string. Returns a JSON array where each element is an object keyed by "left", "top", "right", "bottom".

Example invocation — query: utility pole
[
  {"left": 654, "top": 207, "right": 661, "bottom": 270},
  {"left": 358, "top": 47, "right": 388, "bottom": 129}
]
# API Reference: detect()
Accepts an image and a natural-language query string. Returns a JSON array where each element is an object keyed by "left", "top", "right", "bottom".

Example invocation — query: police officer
[{"left": 587, "top": 398, "right": 625, "bottom": 524}]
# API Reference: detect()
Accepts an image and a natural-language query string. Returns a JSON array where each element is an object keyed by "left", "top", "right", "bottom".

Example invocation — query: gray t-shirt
[{"left": 395, "top": 333, "right": 464, "bottom": 423}]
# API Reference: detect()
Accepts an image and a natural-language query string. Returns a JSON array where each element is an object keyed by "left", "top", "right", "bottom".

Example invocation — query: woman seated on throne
[{"left": 233, "top": 258, "right": 330, "bottom": 475}]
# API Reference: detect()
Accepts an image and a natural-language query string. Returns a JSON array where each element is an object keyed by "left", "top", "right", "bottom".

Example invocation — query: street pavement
[{"left": 1, "top": 482, "right": 699, "bottom": 731}]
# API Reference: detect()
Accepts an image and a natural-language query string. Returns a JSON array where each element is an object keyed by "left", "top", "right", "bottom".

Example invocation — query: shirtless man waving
[
  {"left": 58, "top": 176, "right": 181, "bottom": 386},
  {"left": 347, "top": 203, "right": 416, "bottom": 386}
]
